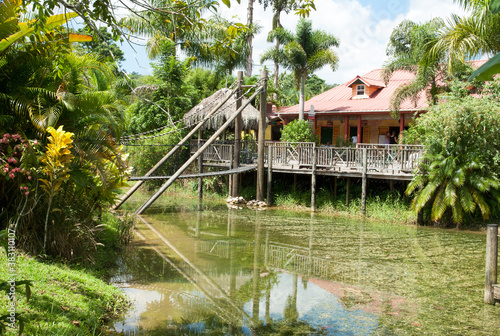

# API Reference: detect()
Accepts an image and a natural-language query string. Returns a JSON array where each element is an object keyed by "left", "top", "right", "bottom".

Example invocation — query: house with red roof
[
  {"left": 277, "top": 68, "right": 428, "bottom": 145},
  {"left": 277, "top": 60, "right": 488, "bottom": 145}
]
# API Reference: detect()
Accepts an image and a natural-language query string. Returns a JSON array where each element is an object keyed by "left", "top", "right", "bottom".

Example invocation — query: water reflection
[{"left": 109, "top": 205, "right": 499, "bottom": 335}]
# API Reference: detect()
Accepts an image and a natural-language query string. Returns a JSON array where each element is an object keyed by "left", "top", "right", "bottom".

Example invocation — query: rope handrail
[
  {"left": 119, "top": 78, "right": 265, "bottom": 143},
  {"left": 119, "top": 79, "right": 239, "bottom": 140}
]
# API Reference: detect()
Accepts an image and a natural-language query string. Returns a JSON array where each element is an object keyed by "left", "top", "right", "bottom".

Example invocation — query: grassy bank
[
  {"left": 0, "top": 252, "right": 128, "bottom": 335},
  {"left": 0, "top": 212, "right": 134, "bottom": 335}
]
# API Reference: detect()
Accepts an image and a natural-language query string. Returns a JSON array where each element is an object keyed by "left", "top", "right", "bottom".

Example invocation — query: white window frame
[{"left": 356, "top": 84, "right": 365, "bottom": 96}]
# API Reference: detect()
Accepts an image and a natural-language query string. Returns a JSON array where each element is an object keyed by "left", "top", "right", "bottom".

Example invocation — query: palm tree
[
  {"left": 384, "top": 19, "right": 451, "bottom": 116},
  {"left": 259, "top": 0, "right": 297, "bottom": 100},
  {"left": 426, "top": 0, "right": 500, "bottom": 80},
  {"left": 407, "top": 153, "right": 500, "bottom": 227},
  {"left": 260, "top": 19, "right": 339, "bottom": 120}
]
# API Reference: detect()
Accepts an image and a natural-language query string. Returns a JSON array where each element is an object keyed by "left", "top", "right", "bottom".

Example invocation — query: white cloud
[
  {"left": 121, "top": 0, "right": 470, "bottom": 84},
  {"left": 217, "top": 0, "right": 469, "bottom": 85}
]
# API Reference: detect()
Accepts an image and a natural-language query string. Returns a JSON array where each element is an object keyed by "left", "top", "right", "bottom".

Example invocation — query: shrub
[
  {"left": 405, "top": 95, "right": 500, "bottom": 226},
  {"left": 280, "top": 119, "right": 317, "bottom": 143}
]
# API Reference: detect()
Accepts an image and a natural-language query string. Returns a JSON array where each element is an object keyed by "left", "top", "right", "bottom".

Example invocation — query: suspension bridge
[{"left": 115, "top": 71, "right": 270, "bottom": 214}]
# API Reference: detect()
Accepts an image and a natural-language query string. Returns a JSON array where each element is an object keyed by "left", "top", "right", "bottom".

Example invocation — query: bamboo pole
[
  {"left": 267, "top": 145, "right": 273, "bottom": 207},
  {"left": 256, "top": 70, "right": 268, "bottom": 201},
  {"left": 485, "top": 224, "right": 498, "bottom": 304},
  {"left": 113, "top": 85, "right": 238, "bottom": 210},
  {"left": 361, "top": 148, "right": 367, "bottom": 215},
  {"left": 232, "top": 71, "right": 243, "bottom": 197},
  {"left": 311, "top": 143, "right": 317, "bottom": 212},
  {"left": 137, "top": 86, "right": 263, "bottom": 214}
]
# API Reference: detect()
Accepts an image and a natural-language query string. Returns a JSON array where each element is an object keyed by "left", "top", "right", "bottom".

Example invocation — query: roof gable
[{"left": 346, "top": 75, "right": 385, "bottom": 88}]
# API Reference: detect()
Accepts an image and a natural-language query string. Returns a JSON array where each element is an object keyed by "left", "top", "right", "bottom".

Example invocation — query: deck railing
[{"left": 191, "top": 140, "right": 425, "bottom": 176}]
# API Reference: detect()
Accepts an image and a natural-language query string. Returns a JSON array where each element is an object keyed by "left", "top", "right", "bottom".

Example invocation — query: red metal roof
[{"left": 279, "top": 60, "right": 487, "bottom": 116}]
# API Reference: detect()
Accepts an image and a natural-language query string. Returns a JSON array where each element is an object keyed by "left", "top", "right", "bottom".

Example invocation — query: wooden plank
[{"left": 129, "top": 165, "right": 257, "bottom": 180}]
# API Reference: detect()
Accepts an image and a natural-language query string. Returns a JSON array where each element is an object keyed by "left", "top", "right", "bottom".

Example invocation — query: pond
[{"left": 108, "top": 201, "right": 500, "bottom": 335}]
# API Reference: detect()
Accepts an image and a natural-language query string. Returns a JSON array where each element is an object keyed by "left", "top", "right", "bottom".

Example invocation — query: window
[{"left": 356, "top": 84, "right": 365, "bottom": 96}]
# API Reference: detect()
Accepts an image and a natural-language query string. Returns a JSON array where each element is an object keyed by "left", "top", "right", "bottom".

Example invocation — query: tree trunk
[
  {"left": 246, "top": 0, "right": 254, "bottom": 77},
  {"left": 299, "top": 71, "right": 306, "bottom": 120},
  {"left": 273, "top": 11, "right": 281, "bottom": 101}
]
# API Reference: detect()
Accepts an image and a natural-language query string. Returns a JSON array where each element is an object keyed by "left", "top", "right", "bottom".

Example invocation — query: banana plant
[{"left": 0, "top": 0, "right": 89, "bottom": 54}]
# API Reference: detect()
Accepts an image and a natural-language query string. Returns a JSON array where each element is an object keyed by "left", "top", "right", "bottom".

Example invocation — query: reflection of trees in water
[{"left": 117, "top": 245, "right": 187, "bottom": 284}]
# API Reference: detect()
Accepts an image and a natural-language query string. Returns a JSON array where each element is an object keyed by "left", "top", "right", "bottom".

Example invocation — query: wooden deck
[{"left": 191, "top": 141, "right": 424, "bottom": 181}]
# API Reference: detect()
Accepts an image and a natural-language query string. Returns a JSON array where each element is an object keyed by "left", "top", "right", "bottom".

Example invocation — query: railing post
[
  {"left": 256, "top": 70, "right": 268, "bottom": 201},
  {"left": 485, "top": 224, "right": 498, "bottom": 304},
  {"left": 267, "top": 145, "right": 273, "bottom": 207}
]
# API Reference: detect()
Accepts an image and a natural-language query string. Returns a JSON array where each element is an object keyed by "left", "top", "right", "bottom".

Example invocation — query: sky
[{"left": 119, "top": 0, "right": 468, "bottom": 85}]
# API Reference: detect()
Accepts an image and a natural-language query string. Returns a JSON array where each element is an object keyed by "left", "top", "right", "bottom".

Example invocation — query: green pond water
[{"left": 110, "top": 200, "right": 500, "bottom": 335}]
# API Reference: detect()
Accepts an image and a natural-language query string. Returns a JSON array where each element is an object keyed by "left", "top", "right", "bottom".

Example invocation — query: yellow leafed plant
[{"left": 39, "top": 126, "right": 74, "bottom": 254}]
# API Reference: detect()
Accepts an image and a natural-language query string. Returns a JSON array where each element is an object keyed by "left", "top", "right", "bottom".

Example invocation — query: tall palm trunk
[
  {"left": 299, "top": 71, "right": 306, "bottom": 120},
  {"left": 273, "top": 11, "right": 281, "bottom": 101},
  {"left": 246, "top": 0, "right": 254, "bottom": 77}
]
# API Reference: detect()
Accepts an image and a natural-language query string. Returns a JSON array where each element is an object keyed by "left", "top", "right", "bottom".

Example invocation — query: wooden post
[
  {"left": 228, "top": 145, "right": 234, "bottom": 196},
  {"left": 357, "top": 115, "right": 361, "bottom": 144},
  {"left": 361, "top": 148, "right": 367, "bottom": 215},
  {"left": 344, "top": 115, "right": 348, "bottom": 141},
  {"left": 197, "top": 129, "right": 203, "bottom": 207},
  {"left": 311, "top": 143, "right": 317, "bottom": 211},
  {"left": 400, "top": 113, "right": 404, "bottom": 135},
  {"left": 346, "top": 177, "right": 350, "bottom": 206},
  {"left": 390, "top": 180, "right": 394, "bottom": 193},
  {"left": 232, "top": 71, "right": 243, "bottom": 197},
  {"left": 293, "top": 174, "right": 297, "bottom": 192},
  {"left": 267, "top": 145, "right": 273, "bottom": 206},
  {"left": 256, "top": 70, "right": 268, "bottom": 201},
  {"left": 485, "top": 224, "right": 498, "bottom": 304},
  {"left": 334, "top": 176, "right": 338, "bottom": 198},
  {"left": 417, "top": 209, "right": 424, "bottom": 225}
]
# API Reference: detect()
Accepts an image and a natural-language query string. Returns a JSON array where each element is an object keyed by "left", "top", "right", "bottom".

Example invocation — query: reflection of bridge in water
[
  {"left": 194, "top": 237, "right": 403, "bottom": 291},
  {"left": 129, "top": 212, "right": 404, "bottom": 335}
]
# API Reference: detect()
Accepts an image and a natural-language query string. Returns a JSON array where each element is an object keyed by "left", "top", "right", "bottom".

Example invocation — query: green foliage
[
  {"left": 280, "top": 119, "right": 316, "bottom": 143},
  {"left": 261, "top": 18, "right": 339, "bottom": 118},
  {"left": 126, "top": 56, "right": 198, "bottom": 135},
  {"left": 405, "top": 93, "right": 500, "bottom": 226},
  {"left": 0, "top": 7, "right": 130, "bottom": 261},
  {"left": 74, "top": 27, "right": 125, "bottom": 65}
]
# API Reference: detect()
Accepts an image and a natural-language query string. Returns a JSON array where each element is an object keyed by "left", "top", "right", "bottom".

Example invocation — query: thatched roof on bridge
[
  {"left": 183, "top": 88, "right": 266, "bottom": 131},
  {"left": 130, "top": 84, "right": 159, "bottom": 102}
]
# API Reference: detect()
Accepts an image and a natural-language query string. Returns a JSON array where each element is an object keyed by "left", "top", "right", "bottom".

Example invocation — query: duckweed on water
[{"left": 111, "top": 193, "right": 500, "bottom": 335}]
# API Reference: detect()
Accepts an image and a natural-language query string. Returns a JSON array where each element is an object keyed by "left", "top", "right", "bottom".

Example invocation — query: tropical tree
[
  {"left": 383, "top": 19, "right": 453, "bottom": 116},
  {"left": 425, "top": 0, "right": 500, "bottom": 80},
  {"left": 259, "top": 0, "right": 297, "bottom": 99},
  {"left": 260, "top": 19, "right": 339, "bottom": 120},
  {"left": 405, "top": 92, "right": 500, "bottom": 227}
]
